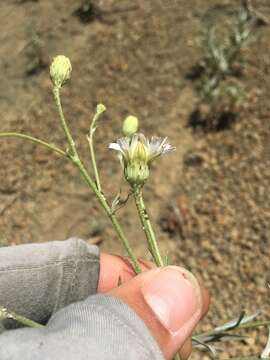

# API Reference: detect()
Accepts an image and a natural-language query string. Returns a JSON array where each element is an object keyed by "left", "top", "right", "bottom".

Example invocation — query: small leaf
[
  {"left": 192, "top": 336, "right": 217, "bottom": 357},
  {"left": 261, "top": 327, "right": 270, "bottom": 358},
  {"left": 214, "top": 311, "right": 260, "bottom": 332},
  {"left": 111, "top": 190, "right": 122, "bottom": 213}
]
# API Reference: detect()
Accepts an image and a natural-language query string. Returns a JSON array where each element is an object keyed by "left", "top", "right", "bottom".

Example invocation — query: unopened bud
[
  {"left": 122, "top": 115, "right": 138, "bottom": 137},
  {"left": 50, "top": 55, "right": 72, "bottom": 88},
  {"left": 96, "top": 103, "right": 106, "bottom": 115}
]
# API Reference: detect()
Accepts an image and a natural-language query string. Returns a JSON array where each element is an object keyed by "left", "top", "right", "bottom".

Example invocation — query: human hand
[{"left": 98, "top": 253, "right": 209, "bottom": 360}]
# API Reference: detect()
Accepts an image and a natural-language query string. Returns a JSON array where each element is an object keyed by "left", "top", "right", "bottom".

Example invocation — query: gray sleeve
[
  {"left": 0, "top": 238, "right": 99, "bottom": 329},
  {"left": 0, "top": 295, "right": 164, "bottom": 360}
]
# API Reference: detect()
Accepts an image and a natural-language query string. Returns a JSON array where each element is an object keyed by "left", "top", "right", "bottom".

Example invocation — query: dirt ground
[{"left": 0, "top": 0, "right": 270, "bottom": 358}]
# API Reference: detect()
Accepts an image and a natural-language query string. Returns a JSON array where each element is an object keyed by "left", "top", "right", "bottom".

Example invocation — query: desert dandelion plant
[
  {"left": 109, "top": 133, "right": 175, "bottom": 187},
  {"left": 0, "top": 54, "right": 269, "bottom": 360}
]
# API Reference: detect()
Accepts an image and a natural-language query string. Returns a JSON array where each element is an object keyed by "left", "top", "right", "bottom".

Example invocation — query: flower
[
  {"left": 50, "top": 55, "right": 72, "bottom": 88},
  {"left": 109, "top": 133, "right": 175, "bottom": 186}
]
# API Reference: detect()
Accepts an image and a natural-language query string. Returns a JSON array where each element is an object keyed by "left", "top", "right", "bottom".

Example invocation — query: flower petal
[
  {"left": 109, "top": 133, "right": 175, "bottom": 166},
  {"left": 109, "top": 143, "right": 122, "bottom": 152},
  {"left": 162, "top": 144, "right": 176, "bottom": 154}
]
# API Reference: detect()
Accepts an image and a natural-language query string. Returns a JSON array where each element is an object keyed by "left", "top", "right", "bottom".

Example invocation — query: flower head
[
  {"left": 50, "top": 55, "right": 72, "bottom": 88},
  {"left": 109, "top": 133, "right": 175, "bottom": 187}
]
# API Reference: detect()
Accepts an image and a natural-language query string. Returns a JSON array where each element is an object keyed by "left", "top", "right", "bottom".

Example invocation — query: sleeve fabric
[
  {"left": 0, "top": 238, "right": 164, "bottom": 359},
  {"left": 0, "top": 238, "right": 100, "bottom": 329},
  {"left": 0, "top": 295, "right": 164, "bottom": 360}
]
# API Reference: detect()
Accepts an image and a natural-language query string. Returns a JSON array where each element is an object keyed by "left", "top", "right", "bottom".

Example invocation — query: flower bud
[
  {"left": 50, "top": 55, "right": 72, "bottom": 88},
  {"left": 122, "top": 115, "right": 139, "bottom": 137},
  {"left": 96, "top": 103, "right": 106, "bottom": 115}
]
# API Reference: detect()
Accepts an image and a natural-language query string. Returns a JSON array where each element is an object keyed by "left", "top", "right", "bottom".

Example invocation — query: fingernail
[{"left": 142, "top": 267, "right": 201, "bottom": 334}]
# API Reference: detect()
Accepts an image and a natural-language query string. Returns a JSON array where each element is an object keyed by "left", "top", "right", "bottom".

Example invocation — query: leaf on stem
[
  {"left": 261, "top": 327, "right": 270, "bottom": 358},
  {"left": 192, "top": 336, "right": 217, "bottom": 357},
  {"left": 111, "top": 190, "right": 132, "bottom": 213}
]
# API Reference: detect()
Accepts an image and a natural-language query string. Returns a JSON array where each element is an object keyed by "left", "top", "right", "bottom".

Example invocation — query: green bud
[
  {"left": 122, "top": 115, "right": 139, "bottom": 137},
  {"left": 124, "top": 161, "right": 149, "bottom": 186},
  {"left": 50, "top": 55, "right": 72, "bottom": 88},
  {"left": 96, "top": 103, "right": 106, "bottom": 115}
]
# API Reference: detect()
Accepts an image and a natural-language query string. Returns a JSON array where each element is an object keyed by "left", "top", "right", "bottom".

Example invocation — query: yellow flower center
[{"left": 131, "top": 142, "right": 148, "bottom": 163}]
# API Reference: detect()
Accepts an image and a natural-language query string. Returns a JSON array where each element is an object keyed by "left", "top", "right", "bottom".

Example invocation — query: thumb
[{"left": 108, "top": 266, "right": 203, "bottom": 360}]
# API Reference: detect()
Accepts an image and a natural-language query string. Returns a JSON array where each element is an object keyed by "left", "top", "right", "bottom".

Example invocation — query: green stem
[
  {"left": 223, "top": 357, "right": 270, "bottom": 360},
  {"left": 52, "top": 86, "right": 141, "bottom": 274},
  {"left": 74, "top": 159, "right": 141, "bottom": 274},
  {"left": 0, "top": 306, "right": 43, "bottom": 328},
  {"left": 133, "top": 187, "right": 164, "bottom": 267},
  {"left": 238, "top": 320, "right": 270, "bottom": 329},
  {"left": 87, "top": 112, "right": 102, "bottom": 192},
  {"left": 194, "top": 319, "right": 270, "bottom": 340},
  {"left": 0, "top": 132, "right": 66, "bottom": 157},
  {"left": 53, "top": 87, "right": 77, "bottom": 157}
]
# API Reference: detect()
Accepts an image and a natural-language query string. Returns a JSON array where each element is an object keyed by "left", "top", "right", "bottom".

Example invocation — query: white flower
[
  {"left": 109, "top": 133, "right": 175, "bottom": 186},
  {"left": 109, "top": 133, "right": 175, "bottom": 163}
]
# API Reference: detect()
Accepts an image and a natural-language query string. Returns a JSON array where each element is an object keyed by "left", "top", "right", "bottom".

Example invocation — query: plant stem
[
  {"left": 223, "top": 357, "right": 270, "bottom": 360},
  {"left": 0, "top": 306, "right": 43, "bottom": 328},
  {"left": 53, "top": 87, "right": 77, "bottom": 157},
  {"left": 133, "top": 187, "right": 164, "bottom": 267},
  {"left": 0, "top": 132, "right": 66, "bottom": 157},
  {"left": 132, "top": 187, "right": 181, "bottom": 360},
  {"left": 74, "top": 159, "right": 141, "bottom": 274},
  {"left": 52, "top": 86, "right": 141, "bottom": 274},
  {"left": 238, "top": 320, "right": 270, "bottom": 330},
  {"left": 194, "top": 319, "right": 270, "bottom": 340},
  {"left": 87, "top": 111, "right": 102, "bottom": 192}
]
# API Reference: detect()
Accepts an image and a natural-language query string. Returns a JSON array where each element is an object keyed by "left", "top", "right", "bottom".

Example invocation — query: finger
[
  {"left": 109, "top": 266, "right": 205, "bottom": 360},
  {"left": 177, "top": 287, "right": 210, "bottom": 360},
  {"left": 98, "top": 253, "right": 154, "bottom": 293}
]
